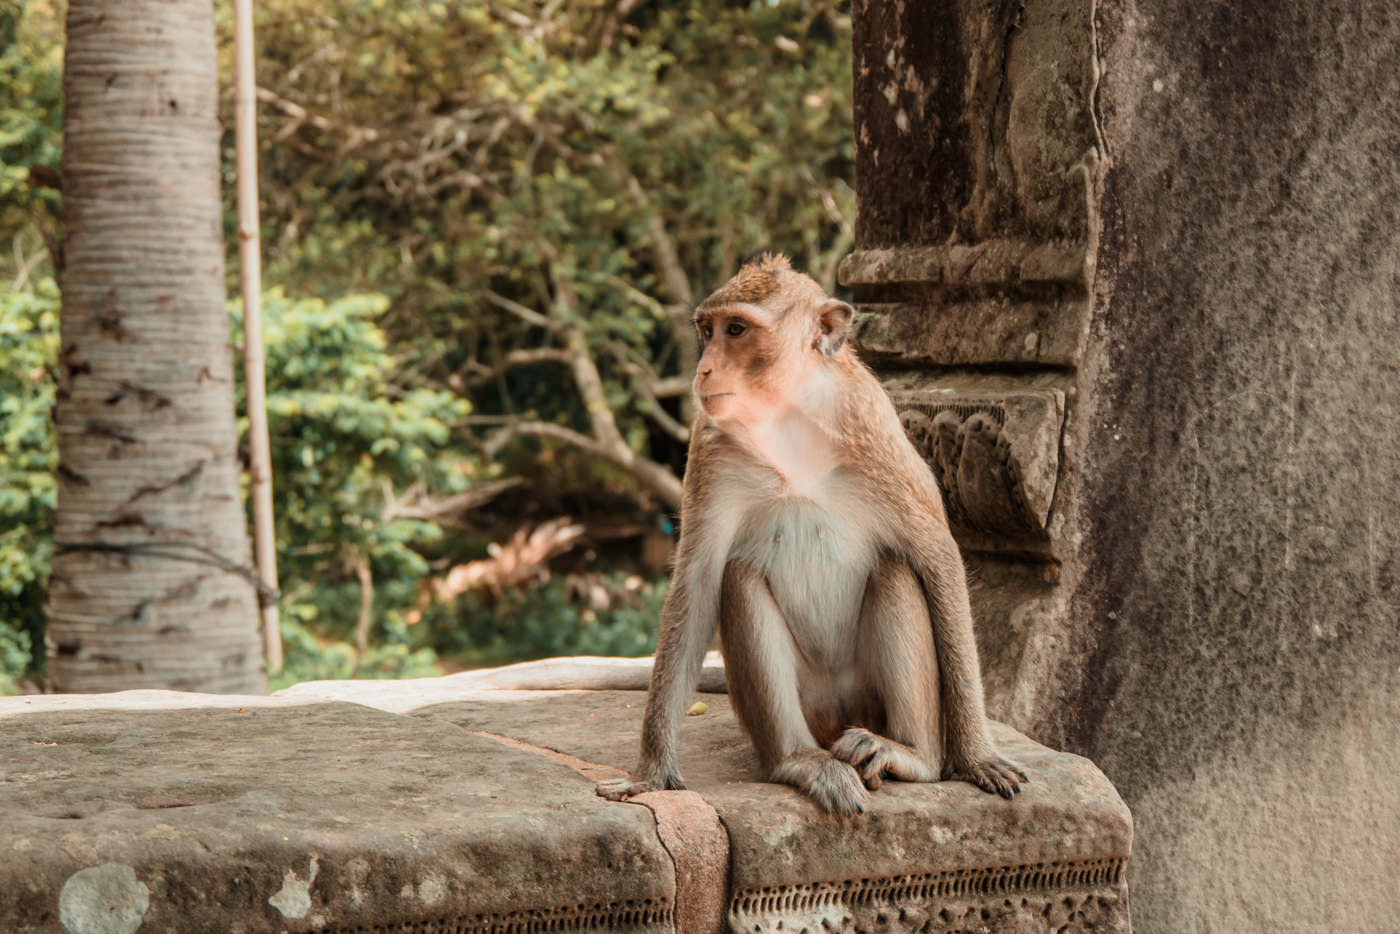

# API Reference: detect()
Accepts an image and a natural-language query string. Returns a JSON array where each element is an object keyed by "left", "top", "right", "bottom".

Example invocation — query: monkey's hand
[
  {"left": 772, "top": 748, "right": 869, "bottom": 816},
  {"left": 830, "top": 728, "right": 937, "bottom": 790},
  {"left": 943, "top": 747, "right": 1028, "bottom": 799},
  {"left": 594, "top": 765, "right": 686, "bottom": 801}
]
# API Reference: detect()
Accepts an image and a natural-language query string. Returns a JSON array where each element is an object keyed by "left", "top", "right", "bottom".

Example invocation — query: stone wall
[{"left": 844, "top": 1, "right": 1400, "bottom": 931}]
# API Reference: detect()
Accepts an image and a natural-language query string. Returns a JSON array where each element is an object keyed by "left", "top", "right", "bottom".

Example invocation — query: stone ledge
[
  {"left": 851, "top": 298, "right": 1090, "bottom": 369},
  {"left": 1, "top": 699, "right": 674, "bottom": 934},
  {"left": 838, "top": 241, "right": 1091, "bottom": 292},
  {"left": 0, "top": 660, "right": 1132, "bottom": 934}
]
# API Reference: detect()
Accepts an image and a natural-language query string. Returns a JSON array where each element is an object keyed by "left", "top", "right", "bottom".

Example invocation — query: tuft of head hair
[
  {"left": 700, "top": 252, "right": 793, "bottom": 308},
  {"left": 742, "top": 251, "right": 792, "bottom": 273}
]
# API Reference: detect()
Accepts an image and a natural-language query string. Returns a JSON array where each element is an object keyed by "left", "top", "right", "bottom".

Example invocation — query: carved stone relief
[
  {"left": 892, "top": 389, "right": 1064, "bottom": 543},
  {"left": 320, "top": 898, "right": 673, "bottom": 934},
  {"left": 728, "top": 859, "right": 1128, "bottom": 934}
]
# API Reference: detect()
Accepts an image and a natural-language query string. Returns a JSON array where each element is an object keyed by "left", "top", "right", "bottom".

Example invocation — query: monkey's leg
[
  {"left": 832, "top": 558, "right": 941, "bottom": 790},
  {"left": 910, "top": 524, "right": 1027, "bottom": 798},
  {"left": 720, "top": 559, "right": 868, "bottom": 816}
]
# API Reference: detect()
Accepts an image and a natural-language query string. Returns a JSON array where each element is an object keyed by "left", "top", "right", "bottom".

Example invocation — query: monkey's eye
[
  {"left": 698, "top": 322, "right": 713, "bottom": 342},
  {"left": 726, "top": 320, "right": 747, "bottom": 338}
]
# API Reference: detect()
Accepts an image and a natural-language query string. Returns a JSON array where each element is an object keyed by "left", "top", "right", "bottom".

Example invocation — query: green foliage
[
  {"left": 0, "top": 279, "right": 58, "bottom": 689},
  {"left": 234, "top": 0, "right": 854, "bottom": 503},
  {"left": 0, "top": 622, "right": 29, "bottom": 695},
  {"left": 425, "top": 572, "right": 667, "bottom": 669},
  {"left": 0, "top": 2, "right": 63, "bottom": 285},
  {"left": 0, "top": 1, "right": 856, "bottom": 688},
  {"left": 269, "top": 617, "right": 440, "bottom": 693},
  {"left": 233, "top": 290, "right": 474, "bottom": 668}
]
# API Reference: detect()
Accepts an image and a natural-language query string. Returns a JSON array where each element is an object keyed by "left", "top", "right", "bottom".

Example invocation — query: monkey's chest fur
[{"left": 727, "top": 477, "right": 879, "bottom": 674}]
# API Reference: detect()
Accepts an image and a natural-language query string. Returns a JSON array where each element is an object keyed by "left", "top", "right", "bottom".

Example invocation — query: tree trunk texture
[{"left": 47, "top": 0, "right": 266, "bottom": 693}]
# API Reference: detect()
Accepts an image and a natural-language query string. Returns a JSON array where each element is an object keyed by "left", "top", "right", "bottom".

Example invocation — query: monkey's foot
[
  {"left": 771, "top": 748, "right": 868, "bottom": 816},
  {"left": 594, "top": 778, "right": 657, "bottom": 801},
  {"left": 830, "top": 728, "right": 936, "bottom": 790},
  {"left": 944, "top": 751, "right": 1028, "bottom": 799},
  {"left": 594, "top": 768, "right": 685, "bottom": 801}
]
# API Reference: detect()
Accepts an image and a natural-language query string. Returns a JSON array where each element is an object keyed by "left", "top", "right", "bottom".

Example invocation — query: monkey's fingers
[
  {"left": 594, "top": 778, "right": 659, "bottom": 801},
  {"left": 860, "top": 752, "right": 896, "bottom": 790},
  {"left": 775, "top": 751, "right": 868, "bottom": 815},
  {"left": 990, "top": 756, "right": 1029, "bottom": 787},
  {"left": 807, "top": 762, "right": 869, "bottom": 815},
  {"left": 830, "top": 727, "right": 880, "bottom": 768},
  {"left": 950, "top": 758, "right": 1025, "bottom": 799}
]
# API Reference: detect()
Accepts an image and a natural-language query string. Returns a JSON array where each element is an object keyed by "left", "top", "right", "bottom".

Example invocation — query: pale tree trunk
[{"left": 47, "top": 0, "right": 267, "bottom": 693}]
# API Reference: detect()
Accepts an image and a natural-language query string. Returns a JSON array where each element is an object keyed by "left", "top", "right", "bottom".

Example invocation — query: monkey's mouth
[{"left": 700, "top": 393, "right": 734, "bottom": 402}]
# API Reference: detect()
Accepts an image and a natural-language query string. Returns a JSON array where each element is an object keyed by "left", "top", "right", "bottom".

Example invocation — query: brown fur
[
  {"left": 596, "top": 262, "right": 1027, "bottom": 815},
  {"left": 697, "top": 252, "right": 791, "bottom": 308}
]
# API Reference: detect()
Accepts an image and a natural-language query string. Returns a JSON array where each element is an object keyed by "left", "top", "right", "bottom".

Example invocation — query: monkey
[{"left": 597, "top": 254, "right": 1025, "bottom": 815}]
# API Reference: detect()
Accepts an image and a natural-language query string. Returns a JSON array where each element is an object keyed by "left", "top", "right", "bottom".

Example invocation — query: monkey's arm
[
  {"left": 901, "top": 511, "right": 1027, "bottom": 798},
  {"left": 595, "top": 563, "right": 719, "bottom": 799},
  {"left": 598, "top": 430, "right": 730, "bottom": 800},
  {"left": 642, "top": 575, "right": 708, "bottom": 787}
]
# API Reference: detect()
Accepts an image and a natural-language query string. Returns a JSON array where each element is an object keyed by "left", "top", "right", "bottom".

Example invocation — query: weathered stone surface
[
  {"left": 0, "top": 690, "right": 314, "bottom": 718},
  {"left": 0, "top": 673, "right": 1131, "bottom": 934},
  {"left": 0, "top": 700, "right": 673, "bottom": 933},
  {"left": 416, "top": 691, "right": 1132, "bottom": 934},
  {"left": 276, "top": 653, "right": 727, "bottom": 713},
  {"left": 840, "top": 242, "right": 1091, "bottom": 291},
  {"left": 1055, "top": 2, "right": 1400, "bottom": 930},
  {"left": 631, "top": 790, "right": 729, "bottom": 934},
  {"left": 850, "top": 0, "right": 1101, "bottom": 247},
  {"left": 890, "top": 385, "right": 1065, "bottom": 537},
  {"left": 847, "top": 0, "right": 1400, "bottom": 930},
  {"left": 853, "top": 297, "right": 1089, "bottom": 370}
]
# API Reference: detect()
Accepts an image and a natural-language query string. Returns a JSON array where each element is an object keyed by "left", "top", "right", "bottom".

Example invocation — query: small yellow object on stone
[{"left": 686, "top": 701, "right": 709, "bottom": 716}]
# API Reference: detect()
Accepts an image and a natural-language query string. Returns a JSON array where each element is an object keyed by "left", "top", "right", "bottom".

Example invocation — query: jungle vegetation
[{"left": 0, "top": 0, "right": 853, "bottom": 692}]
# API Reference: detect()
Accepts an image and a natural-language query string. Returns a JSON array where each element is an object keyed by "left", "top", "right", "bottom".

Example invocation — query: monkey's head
[{"left": 692, "top": 253, "right": 854, "bottom": 426}]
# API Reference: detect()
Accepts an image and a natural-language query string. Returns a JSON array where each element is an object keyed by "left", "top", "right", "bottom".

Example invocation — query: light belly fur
[{"left": 728, "top": 489, "right": 877, "bottom": 674}]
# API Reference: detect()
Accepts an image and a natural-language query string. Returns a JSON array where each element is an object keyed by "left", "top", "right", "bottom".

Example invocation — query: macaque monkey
[{"left": 598, "top": 254, "right": 1025, "bottom": 815}]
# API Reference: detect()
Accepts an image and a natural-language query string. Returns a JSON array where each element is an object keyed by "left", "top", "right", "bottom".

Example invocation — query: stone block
[
  {"left": 0, "top": 673, "right": 1131, "bottom": 934},
  {"left": 417, "top": 689, "right": 1133, "bottom": 934},
  {"left": 0, "top": 698, "right": 672, "bottom": 933},
  {"left": 839, "top": 242, "right": 1091, "bottom": 292},
  {"left": 852, "top": 299, "right": 1088, "bottom": 370}
]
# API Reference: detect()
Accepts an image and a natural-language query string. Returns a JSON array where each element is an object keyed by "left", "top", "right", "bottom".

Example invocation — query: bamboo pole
[{"left": 233, "top": 0, "right": 283, "bottom": 674}]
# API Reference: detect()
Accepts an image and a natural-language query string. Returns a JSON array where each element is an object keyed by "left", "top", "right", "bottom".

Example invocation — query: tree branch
[
  {"left": 602, "top": 338, "right": 691, "bottom": 444},
  {"left": 815, "top": 182, "right": 856, "bottom": 296},
  {"left": 548, "top": 265, "right": 628, "bottom": 453},
  {"left": 623, "top": 174, "right": 693, "bottom": 308},
  {"left": 382, "top": 477, "right": 524, "bottom": 524},
  {"left": 474, "top": 257, "right": 685, "bottom": 509},
  {"left": 482, "top": 289, "right": 566, "bottom": 332},
  {"left": 504, "top": 347, "right": 574, "bottom": 367},
  {"left": 256, "top": 86, "right": 381, "bottom": 146},
  {"left": 622, "top": 173, "right": 698, "bottom": 423},
  {"left": 484, "top": 420, "right": 682, "bottom": 509},
  {"left": 350, "top": 552, "right": 374, "bottom": 661},
  {"left": 643, "top": 376, "right": 685, "bottom": 398}
]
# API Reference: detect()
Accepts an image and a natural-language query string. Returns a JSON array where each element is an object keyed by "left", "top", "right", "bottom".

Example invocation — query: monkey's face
[
  {"left": 693, "top": 305, "right": 807, "bottom": 425},
  {"left": 692, "top": 256, "right": 853, "bottom": 430}
]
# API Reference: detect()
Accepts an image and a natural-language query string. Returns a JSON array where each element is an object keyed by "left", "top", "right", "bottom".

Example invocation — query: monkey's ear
[{"left": 814, "top": 298, "right": 854, "bottom": 357}]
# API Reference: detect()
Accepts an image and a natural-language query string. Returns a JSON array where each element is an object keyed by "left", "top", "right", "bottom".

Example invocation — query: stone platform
[{"left": 0, "top": 660, "right": 1132, "bottom": 933}]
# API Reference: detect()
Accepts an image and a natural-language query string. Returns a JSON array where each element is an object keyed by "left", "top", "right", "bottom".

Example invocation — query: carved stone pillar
[
  {"left": 847, "top": 1, "right": 1400, "bottom": 931},
  {"left": 842, "top": 0, "right": 1104, "bottom": 727}
]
